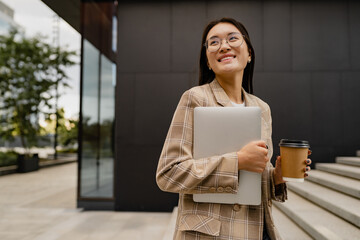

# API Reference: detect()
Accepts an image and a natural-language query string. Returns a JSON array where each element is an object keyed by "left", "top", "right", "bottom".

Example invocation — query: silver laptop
[{"left": 193, "top": 107, "right": 262, "bottom": 205}]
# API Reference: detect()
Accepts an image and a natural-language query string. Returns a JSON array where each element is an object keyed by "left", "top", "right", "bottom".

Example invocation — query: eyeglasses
[{"left": 204, "top": 32, "right": 245, "bottom": 52}]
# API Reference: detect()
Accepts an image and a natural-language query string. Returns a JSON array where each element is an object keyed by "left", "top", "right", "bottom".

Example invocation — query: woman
[{"left": 156, "top": 17, "right": 311, "bottom": 240}]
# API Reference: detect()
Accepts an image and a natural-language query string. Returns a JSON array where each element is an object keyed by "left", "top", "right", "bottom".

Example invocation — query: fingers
[
  {"left": 254, "top": 140, "right": 267, "bottom": 149},
  {"left": 305, "top": 159, "right": 312, "bottom": 165},
  {"left": 304, "top": 165, "right": 311, "bottom": 177},
  {"left": 308, "top": 150, "right": 312, "bottom": 156},
  {"left": 305, "top": 159, "right": 311, "bottom": 171},
  {"left": 238, "top": 141, "right": 269, "bottom": 172},
  {"left": 262, "top": 148, "right": 269, "bottom": 157},
  {"left": 253, "top": 140, "right": 268, "bottom": 156},
  {"left": 274, "top": 156, "right": 281, "bottom": 171},
  {"left": 275, "top": 155, "right": 281, "bottom": 166}
]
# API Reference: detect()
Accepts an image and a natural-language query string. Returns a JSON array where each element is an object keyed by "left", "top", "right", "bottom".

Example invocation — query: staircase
[
  {"left": 274, "top": 151, "right": 360, "bottom": 240},
  {"left": 164, "top": 152, "right": 360, "bottom": 239}
]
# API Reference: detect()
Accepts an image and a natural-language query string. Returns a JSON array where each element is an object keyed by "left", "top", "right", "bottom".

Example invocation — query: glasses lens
[
  {"left": 207, "top": 37, "right": 221, "bottom": 52},
  {"left": 206, "top": 33, "right": 244, "bottom": 52},
  {"left": 227, "top": 33, "right": 243, "bottom": 48}
]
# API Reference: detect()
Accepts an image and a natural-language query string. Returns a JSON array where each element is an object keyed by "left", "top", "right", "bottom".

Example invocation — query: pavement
[
  {"left": 0, "top": 160, "right": 323, "bottom": 240},
  {"left": 0, "top": 163, "right": 172, "bottom": 240}
]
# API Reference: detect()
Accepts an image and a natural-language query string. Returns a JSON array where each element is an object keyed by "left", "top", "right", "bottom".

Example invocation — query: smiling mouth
[{"left": 218, "top": 56, "right": 236, "bottom": 62}]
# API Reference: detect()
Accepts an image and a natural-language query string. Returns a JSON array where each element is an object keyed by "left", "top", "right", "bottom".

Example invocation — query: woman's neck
[{"left": 216, "top": 72, "right": 244, "bottom": 104}]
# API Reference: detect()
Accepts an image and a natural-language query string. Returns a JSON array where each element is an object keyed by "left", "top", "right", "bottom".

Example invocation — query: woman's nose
[{"left": 219, "top": 40, "right": 231, "bottom": 51}]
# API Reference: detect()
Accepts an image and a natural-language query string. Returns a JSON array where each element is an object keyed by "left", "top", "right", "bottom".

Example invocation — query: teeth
[{"left": 220, "top": 56, "right": 234, "bottom": 62}]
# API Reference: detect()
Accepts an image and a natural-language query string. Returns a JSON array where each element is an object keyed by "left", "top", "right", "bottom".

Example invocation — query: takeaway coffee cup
[{"left": 279, "top": 139, "right": 310, "bottom": 182}]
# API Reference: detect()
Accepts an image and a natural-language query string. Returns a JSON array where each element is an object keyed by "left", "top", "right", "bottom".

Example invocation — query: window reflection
[
  {"left": 112, "top": 15, "right": 117, "bottom": 52},
  {"left": 98, "top": 55, "right": 115, "bottom": 198},
  {"left": 80, "top": 39, "right": 115, "bottom": 198},
  {"left": 80, "top": 39, "right": 99, "bottom": 197}
]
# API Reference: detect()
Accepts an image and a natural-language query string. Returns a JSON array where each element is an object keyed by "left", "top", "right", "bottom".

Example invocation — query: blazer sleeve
[{"left": 156, "top": 89, "right": 239, "bottom": 194}]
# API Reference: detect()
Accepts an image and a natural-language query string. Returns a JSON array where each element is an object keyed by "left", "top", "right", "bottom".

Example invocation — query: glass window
[
  {"left": 98, "top": 54, "right": 115, "bottom": 198},
  {"left": 112, "top": 15, "right": 117, "bottom": 52},
  {"left": 80, "top": 39, "right": 115, "bottom": 199},
  {"left": 80, "top": 39, "right": 100, "bottom": 197}
]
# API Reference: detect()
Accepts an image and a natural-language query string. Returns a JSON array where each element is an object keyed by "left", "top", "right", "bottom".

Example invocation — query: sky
[{"left": 2, "top": 0, "right": 81, "bottom": 119}]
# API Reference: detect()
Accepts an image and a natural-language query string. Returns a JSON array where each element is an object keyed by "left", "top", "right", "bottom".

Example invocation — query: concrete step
[
  {"left": 272, "top": 205, "right": 313, "bottom": 240},
  {"left": 336, "top": 156, "right": 360, "bottom": 167},
  {"left": 274, "top": 190, "right": 360, "bottom": 240},
  {"left": 307, "top": 170, "right": 360, "bottom": 199},
  {"left": 316, "top": 163, "right": 360, "bottom": 180},
  {"left": 287, "top": 181, "right": 360, "bottom": 228}
]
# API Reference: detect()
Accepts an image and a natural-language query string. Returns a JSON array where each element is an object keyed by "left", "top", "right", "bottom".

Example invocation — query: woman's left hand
[
  {"left": 304, "top": 150, "right": 312, "bottom": 178},
  {"left": 274, "top": 150, "right": 312, "bottom": 185},
  {"left": 274, "top": 156, "right": 286, "bottom": 185}
]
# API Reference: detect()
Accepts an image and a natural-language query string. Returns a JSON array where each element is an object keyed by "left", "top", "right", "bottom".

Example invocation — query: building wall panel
[{"left": 114, "top": 0, "right": 360, "bottom": 211}]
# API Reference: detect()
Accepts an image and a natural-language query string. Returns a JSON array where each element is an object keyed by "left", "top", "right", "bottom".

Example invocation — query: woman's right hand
[{"left": 237, "top": 140, "right": 269, "bottom": 173}]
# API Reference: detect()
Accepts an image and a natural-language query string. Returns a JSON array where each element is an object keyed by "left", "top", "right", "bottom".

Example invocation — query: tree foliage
[
  {"left": 0, "top": 28, "right": 77, "bottom": 150},
  {"left": 46, "top": 108, "right": 78, "bottom": 148}
]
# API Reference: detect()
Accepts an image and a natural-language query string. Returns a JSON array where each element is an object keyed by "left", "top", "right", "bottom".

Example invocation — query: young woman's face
[{"left": 205, "top": 22, "right": 251, "bottom": 77}]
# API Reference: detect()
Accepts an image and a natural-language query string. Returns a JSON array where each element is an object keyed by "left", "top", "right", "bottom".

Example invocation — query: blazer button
[
  {"left": 217, "top": 187, "right": 224, "bottom": 193},
  {"left": 233, "top": 204, "right": 241, "bottom": 212},
  {"left": 225, "top": 186, "right": 232, "bottom": 192},
  {"left": 209, "top": 187, "right": 216, "bottom": 193}
]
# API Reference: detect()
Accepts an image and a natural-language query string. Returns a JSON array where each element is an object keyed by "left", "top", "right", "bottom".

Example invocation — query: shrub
[{"left": 0, "top": 151, "right": 18, "bottom": 167}]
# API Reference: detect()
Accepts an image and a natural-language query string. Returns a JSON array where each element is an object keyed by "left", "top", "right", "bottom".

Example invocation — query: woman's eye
[
  {"left": 229, "top": 36, "right": 239, "bottom": 41},
  {"left": 209, "top": 40, "right": 219, "bottom": 46}
]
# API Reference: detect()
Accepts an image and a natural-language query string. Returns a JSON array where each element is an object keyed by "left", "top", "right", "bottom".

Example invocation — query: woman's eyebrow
[
  {"left": 228, "top": 31, "right": 241, "bottom": 35},
  {"left": 208, "top": 32, "right": 240, "bottom": 39},
  {"left": 208, "top": 35, "right": 219, "bottom": 40}
]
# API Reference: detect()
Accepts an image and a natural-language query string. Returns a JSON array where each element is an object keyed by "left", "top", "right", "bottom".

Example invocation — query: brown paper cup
[{"left": 279, "top": 139, "right": 310, "bottom": 182}]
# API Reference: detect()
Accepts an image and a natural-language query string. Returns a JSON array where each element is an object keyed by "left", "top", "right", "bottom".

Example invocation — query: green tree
[
  {"left": 54, "top": 108, "right": 78, "bottom": 148},
  {"left": 0, "top": 28, "right": 77, "bottom": 152}
]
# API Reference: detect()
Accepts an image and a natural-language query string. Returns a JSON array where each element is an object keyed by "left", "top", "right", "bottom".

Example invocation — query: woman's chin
[{"left": 216, "top": 67, "right": 243, "bottom": 75}]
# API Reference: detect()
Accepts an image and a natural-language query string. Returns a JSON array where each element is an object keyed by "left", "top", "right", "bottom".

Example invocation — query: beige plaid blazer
[{"left": 156, "top": 80, "right": 287, "bottom": 240}]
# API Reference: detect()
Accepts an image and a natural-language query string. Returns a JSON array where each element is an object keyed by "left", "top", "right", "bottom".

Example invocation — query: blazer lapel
[
  {"left": 242, "top": 90, "right": 257, "bottom": 107},
  {"left": 209, "top": 80, "right": 233, "bottom": 107},
  {"left": 210, "top": 79, "right": 255, "bottom": 107}
]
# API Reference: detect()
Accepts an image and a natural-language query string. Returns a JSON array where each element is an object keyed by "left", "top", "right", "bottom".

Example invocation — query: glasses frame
[{"left": 204, "top": 33, "right": 246, "bottom": 53}]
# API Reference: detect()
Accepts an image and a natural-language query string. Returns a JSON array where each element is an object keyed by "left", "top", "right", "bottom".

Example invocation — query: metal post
[{"left": 52, "top": 14, "right": 60, "bottom": 160}]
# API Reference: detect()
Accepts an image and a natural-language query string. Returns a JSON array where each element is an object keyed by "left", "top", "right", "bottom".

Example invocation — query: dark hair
[{"left": 199, "top": 17, "right": 255, "bottom": 94}]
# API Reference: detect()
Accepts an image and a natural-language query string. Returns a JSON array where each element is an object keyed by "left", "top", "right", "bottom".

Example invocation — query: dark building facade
[{"left": 42, "top": 0, "right": 360, "bottom": 212}]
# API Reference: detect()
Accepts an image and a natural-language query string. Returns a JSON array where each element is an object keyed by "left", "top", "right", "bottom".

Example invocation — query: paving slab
[
  {"left": 274, "top": 190, "right": 360, "bottom": 240},
  {"left": 336, "top": 156, "right": 360, "bottom": 167},
  {"left": 316, "top": 163, "right": 360, "bottom": 180},
  {"left": 287, "top": 181, "right": 360, "bottom": 227},
  {"left": 307, "top": 170, "right": 360, "bottom": 199},
  {"left": 0, "top": 163, "right": 172, "bottom": 240},
  {"left": 163, "top": 207, "right": 178, "bottom": 240}
]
